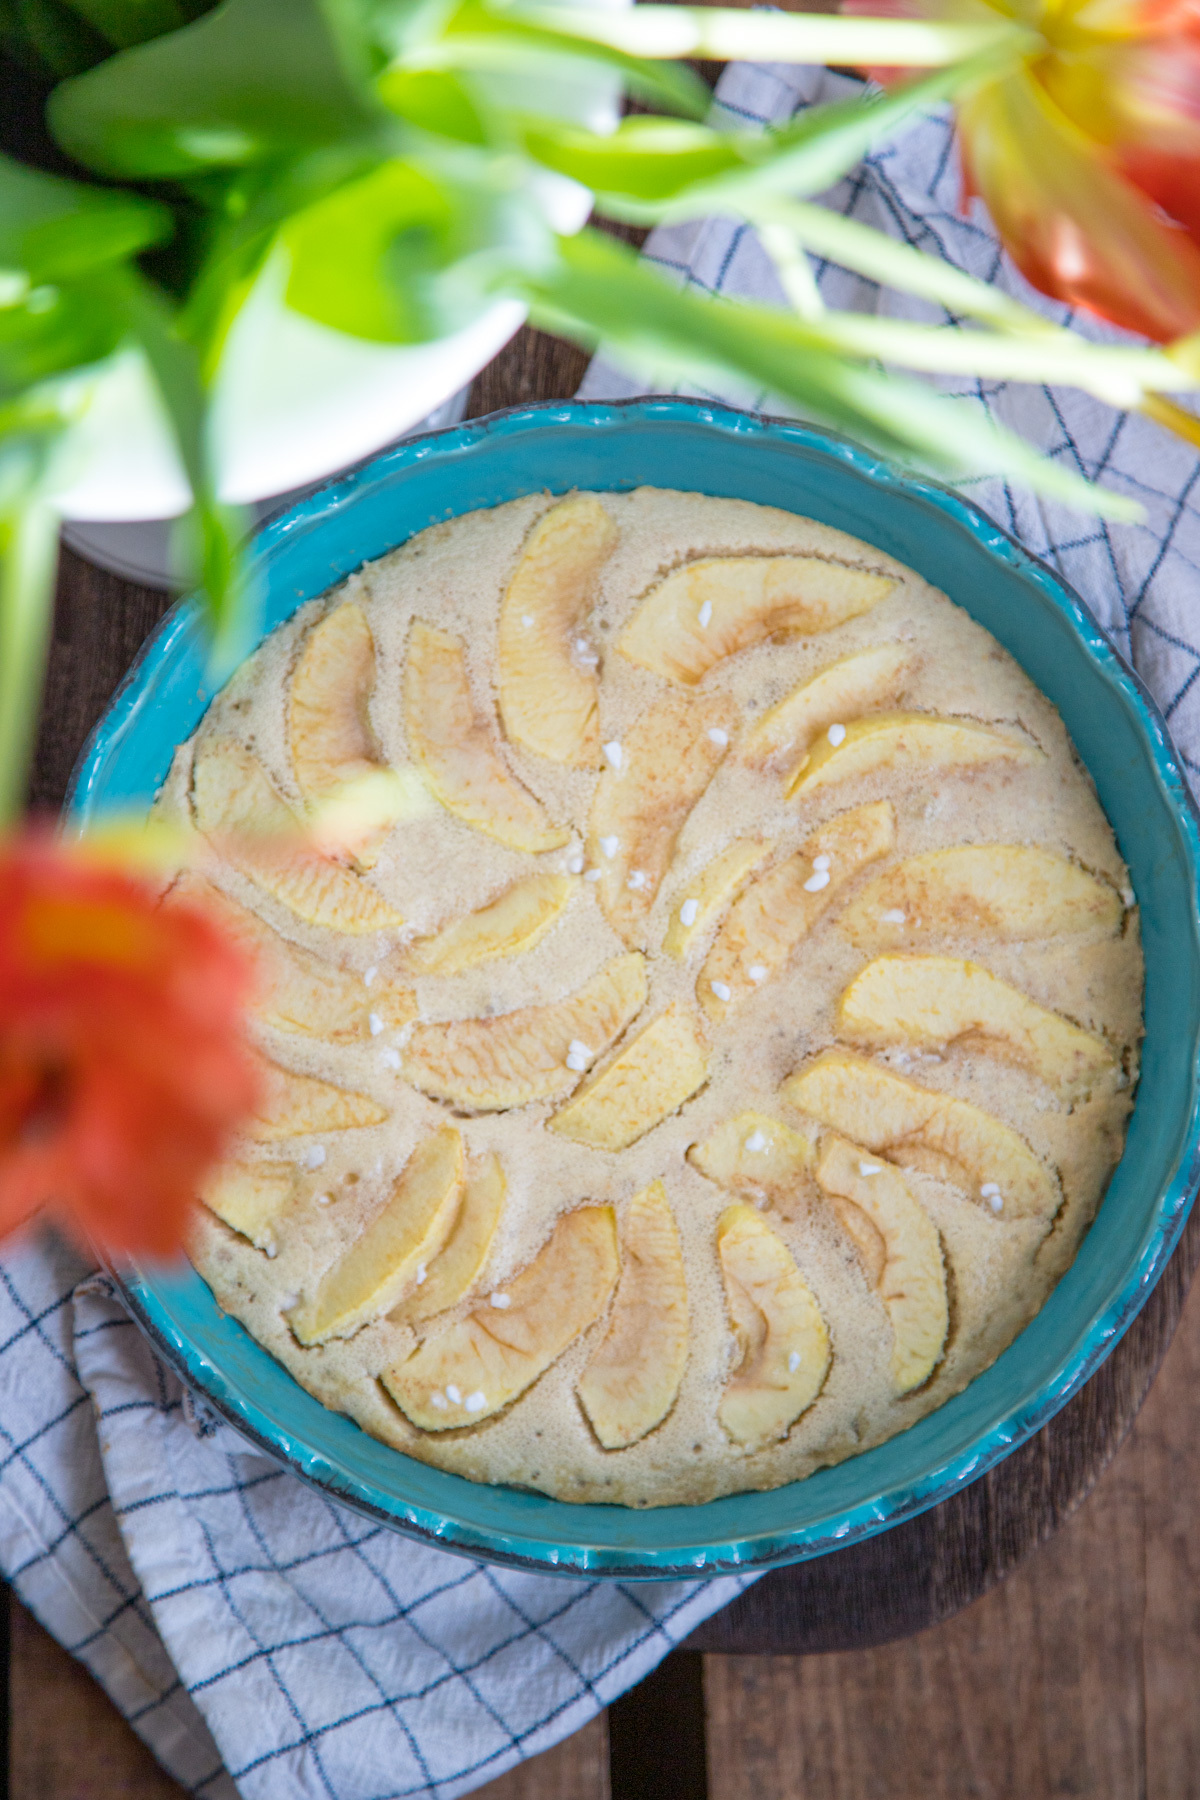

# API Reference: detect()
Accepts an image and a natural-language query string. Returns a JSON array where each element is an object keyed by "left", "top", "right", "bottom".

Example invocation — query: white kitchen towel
[
  {"left": 0, "top": 1234, "right": 755, "bottom": 1800},
  {"left": 5, "top": 51, "right": 1200, "bottom": 1800}
]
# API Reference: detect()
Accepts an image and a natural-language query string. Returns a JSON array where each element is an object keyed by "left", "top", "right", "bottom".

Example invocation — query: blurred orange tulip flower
[
  {"left": 0, "top": 833, "right": 260, "bottom": 1261},
  {"left": 844, "top": 0, "right": 1200, "bottom": 343}
]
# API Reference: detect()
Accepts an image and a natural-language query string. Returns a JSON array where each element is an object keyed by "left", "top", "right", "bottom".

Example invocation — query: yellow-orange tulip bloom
[{"left": 845, "top": 0, "right": 1200, "bottom": 341}]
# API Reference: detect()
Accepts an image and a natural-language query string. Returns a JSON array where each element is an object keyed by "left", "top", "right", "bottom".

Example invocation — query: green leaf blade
[
  {"left": 523, "top": 230, "right": 1140, "bottom": 519},
  {"left": 0, "top": 152, "right": 173, "bottom": 280},
  {"left": 60, "top": 0, "right": 191, "bottom": 51},
  {"left": 397, "top": 0, "right": 711, "bottom": 119},
  {"left": 493, "top": 5, "right": 1033, "bottom": 68},
  {"left": 47, "top": 0, "right": 380, "bottom": 177},
  {"left": 0, "top": 440, "right": 59, "bottom": 825},
  {"left": 521, "top": 115, "right": 743, "bottom": 203}
]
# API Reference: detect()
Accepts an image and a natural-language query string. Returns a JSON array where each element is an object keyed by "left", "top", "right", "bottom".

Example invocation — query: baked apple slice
[
  {"left": 839, "top": 844, "right": 1124, "bottom": 950},
  {"left": 700, "top": 801, "right": 894, "bottom": 1020},
  {"left": 383, "top": 1206, "right": 618, "bottom": 1429},
  {"left": 498, "top": 494, "right": 617, "bottom": 766},
  {"left": 790, "top": 712, "right": 1043, "bottom": 795},
  {"left": 289, "top": 600, "right": 399, "bottom": 865},
  {"left": 406, "top": 872, "right": 577, "bottom": 976},
  {"left": 783, "top": 1050, "right": 1058, "bottom": 1220},
  {"left": 618, "top": 557, "right": 894, "bottom": 684},
  {"left": 249, "top": 1058, "right": 388, "bottom": 1140},
  {"left": 191, "top": 737, "right": 406, "bottom": 933},
  {"left": 290, "top": 1125, "right": 464, "bottom": 1343},
  {"left": 578, "top": 1181, "right": 689, "bottom": 1449},
  {"left": 198, "top": 1160, "right": 296, "bottom": 1251},
  {"left": 838, "top": 954, "right": 1117, "bottom": 1099},
  {"left": 402, "top": 950, "right": 647, "bottom": 1110},
  {"left": 588, "top": 690, "right": 734, "bottom": 947},
  {"left": 662, "top": 839, "right": 769, "bottom": 959},
  {"left": 404, "top": 621, "right": 569, "bottom": 852},
  {"left": 549, "top": 1003, "right": 710, "bottom": 1151},
  {"left": 716, "top": 1205, "right": 831, "bottom": 1449},
  {"left": 815, "top": 1135, "right": 948, "bottom": 1394},
  {"left": 688, "top": 1111, "right": 815, "bottom": 1213},
  {"left": 391, "top": 1153, "right": 507, "bottom": 1326},
  {"left": 740, "top": 642, "right": 914, "bottom": 785},
  {"left": 170, "top": 873, "right": 414, "bottom": 1041}
]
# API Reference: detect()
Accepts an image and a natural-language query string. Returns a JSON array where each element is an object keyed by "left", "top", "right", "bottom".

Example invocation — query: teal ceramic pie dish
[{"left": 68, "top": 398, "right": 1200, "bottom": 1579}]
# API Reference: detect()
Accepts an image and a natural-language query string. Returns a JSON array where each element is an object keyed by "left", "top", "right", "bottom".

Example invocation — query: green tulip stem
[
  {"left": 752, "top": 199, "right": 1056, "bottom": 337},
  {"left": 504, "top": 7, "right": 1035, "bottom": 68},
  {"left": 0, "top": 493, "right": 59, "bottom": 829},
  {"left": 758, "top": 221, "right": 825, "bottom": 323}
]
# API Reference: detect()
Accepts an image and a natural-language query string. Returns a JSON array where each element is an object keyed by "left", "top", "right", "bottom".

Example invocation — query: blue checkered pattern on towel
[
  {"left": 0, "top": 1235, "right": 756, "bottom": 1799},
  {"left": 6, "top": 56, "right": 1200, "bottom": 1800}
]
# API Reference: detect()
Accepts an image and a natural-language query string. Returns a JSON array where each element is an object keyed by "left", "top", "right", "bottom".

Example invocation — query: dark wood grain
[
  {"left": 10, "top": 1600, "right": 186, "bottom": 1800},
  {"left": 28, "top": 546, "right": 172, "bottom": 812},
  {"left": 467, "top": 327, "right": 593, "bottom": 421},
  {"left": 702, "top": 1262, "right": 1200, "bottom": 1800},
  {"left": 607, "top": 1652, "right": 709, "bottom": 1799},
  {"left": 473, "top": 1717, "right": 609, "bottom": 1800}
]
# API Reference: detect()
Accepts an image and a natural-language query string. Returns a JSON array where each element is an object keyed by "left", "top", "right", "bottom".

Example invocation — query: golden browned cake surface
[{"left": 161, "top": 487, "right": 1143, "bottom": 1507}]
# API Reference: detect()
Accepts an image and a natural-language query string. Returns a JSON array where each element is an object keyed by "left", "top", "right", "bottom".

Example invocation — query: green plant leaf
[
  {"left": 781, "top": 311, "right": 1191, "bottom": 408},
  {"left": 657, "top": 57, "right": 998, "bottom": 216},
  {"left": 522, "top": 61, "right": 998, "bottom": 224},
  {"left": 522, "top": 115, "right": 743, "bottom": 202},
  {"left": 522, "top": 230, "right": 1140, "bottom": 518},
  {"left": 385, "top": 0, "right": 710, "bottom": 120},
  {"left": 283, "top": 156, "right": 458, "bottom": 341},
  {"left": 0, "top": 152, "right": 173, "bottom": 281},
  {"left": 282, "top": 151, "right": 547, "bottom": 343},
  {"left": 0, "top": 284, "right": 126, "bottom": 397},
  {"left": 103, "top": 266, "right": 256, "bottom": 666},
  {"left": 176, "top": 143, "right": 386, "bottom": 369},
  {"left": 169, "top": 486, "right": 257, "bottom": 675},
  {"left": 492, "top": 4, "right": 1034, "bottom": 68},
  {"left": 758, "top": 199, "right": 1054, "bottom": 337},
  {"left": 47, "top": 0, "right": 381, "bottom": 177},
  {"left": 0, "top": 157, "right": 148, "bottom": 398},
  {"left": 3, "top": 0, "right": 111, "bottom": 74},
  {"left": 59, "top": 0, "right": 192, "bottom": 50},
  {"left": 377, "top": 67, "right": 491, "bottom": 144},
  {"left": 0, "top": 428, "right": 60, "bottom": 825}
]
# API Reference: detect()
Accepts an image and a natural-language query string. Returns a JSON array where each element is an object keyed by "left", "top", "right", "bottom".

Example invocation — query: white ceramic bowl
[{"left": 48, "top": 0, "right": 626, "bottom": 526}]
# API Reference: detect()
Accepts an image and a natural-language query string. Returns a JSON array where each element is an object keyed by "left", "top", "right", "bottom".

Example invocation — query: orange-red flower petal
[
  {"left": 958, "top": 64, "right": 1200, "bottom": 341},
  {"left": 0, "top": 834, "right": 260, "bottom": 1259},
  {"left": 1040, "top": 33, "right": 1200, "bottom": 243}
]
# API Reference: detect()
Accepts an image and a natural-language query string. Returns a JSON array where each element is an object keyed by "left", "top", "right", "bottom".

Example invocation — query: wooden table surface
[{"left": 12, "top": 324, "right": 1200, "bottom": 1797}]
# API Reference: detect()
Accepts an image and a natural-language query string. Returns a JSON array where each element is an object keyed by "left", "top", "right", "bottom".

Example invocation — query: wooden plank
[
  {"left": 1138, "top": 1240, "right": 1200, "bottom": 1800},
  {"left": 472, "top": 1716, "right": 609, "bottom": 1800},
  {"left": 703, "top": 1268, "right": 1200, "bottom": 1800},
  {"left": 467, "top": 328, "right": 591, "bottom": 421},
  {"left": 29, "top": 547, "right": 171, "bottom": 812},
  {"left": 704, "top": 1469, "right": 1146, "bottom": 1799},
  {"left": 9, "top": 1601, "right": 188, "bottom": 1800},
  {"left": 607, "top": 1653, "right": 708, "bottom": 1800}
]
